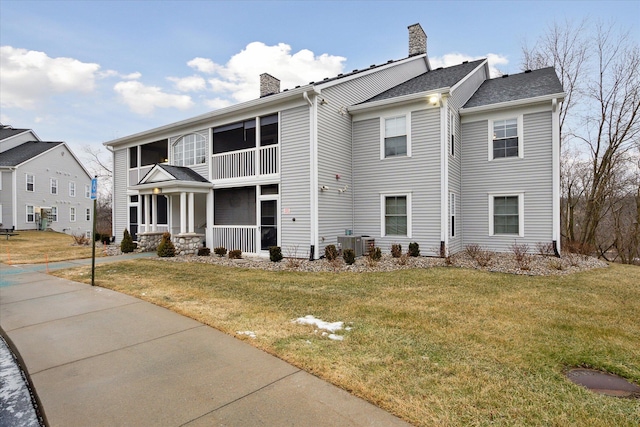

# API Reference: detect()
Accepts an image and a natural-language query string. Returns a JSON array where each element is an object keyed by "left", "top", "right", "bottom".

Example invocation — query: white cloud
[
  {"left": 168, "top": 75, "right": 207, "bottom": 92},
  {"left": 113, "top": 80, "right": 194, "bottom": 115},
  {"left": 430, "top": 52, "right": 509, "bottom": 78},
  {"left": 204, "top": 97, "right": 233, "bottom": 110},
  {"left": 197, "top": 41, "right": 346, "bottom": 103},
  {"left": 0, "top": 46, "right": 101, "bottom": 109}
]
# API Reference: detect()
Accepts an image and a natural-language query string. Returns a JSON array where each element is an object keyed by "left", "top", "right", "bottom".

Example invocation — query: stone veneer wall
[{"left": 138, "top": 232, "right": 204, "bottom": 255}]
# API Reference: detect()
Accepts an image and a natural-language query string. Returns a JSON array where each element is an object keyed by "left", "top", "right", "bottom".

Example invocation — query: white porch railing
[
  {"left": 211, "top": 145, "right": 278, "bottom": 180},
  {"left": 212, "top": 226, "right": 257, "bottom": 254}
]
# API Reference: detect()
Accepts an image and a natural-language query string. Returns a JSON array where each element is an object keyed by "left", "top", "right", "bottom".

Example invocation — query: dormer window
[{"left": 173, "top": 132, "right": 206, "bottom": 166}]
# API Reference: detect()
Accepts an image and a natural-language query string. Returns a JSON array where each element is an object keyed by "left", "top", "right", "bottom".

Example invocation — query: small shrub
[
  {"left": 214, "top": 246, "right": 227, "bottom": 257},
  {"left": 444, "top": 252, "right": 454, "bottom": 266},
  {"left": 466, "top": 244, "right": 493, "bottom": 267},
  {"left": 396, "top": 253, "right": 409, "bottom": 266},
  {"left": 228, "top": 249, "right": 242, "bottom": 259},
  {"left": 536, "top": 241, "right": 555, "bottom": 257},
  {"left": 285, "top": 245, "right": 302, "bottom": 269},
  {"left": 368, "top": 246, "right": 382, "bottom": 261},
  {"left": 157, "top": 232, "right": 176, "bottom": 257},
  {"left": 269, "top": 246, "right": 283, "bottom": 262},
  {"left": 547, "top": 258, "right": 565, "bottom": 270},
  {"left": 391, "top": 244, "right": 402, "bottom": 258},
  {"left": 101, "top": 235, "right": 111, "bottom": 245},
  {"left": 510, "top": 241, "right": 531, "bottom": 270},
  {"left": 325, "top": 244, "right": 339, "bottom": 261},
  {"left": 343, "top": 249, "right": 355, "bottom": 265},
  {"left": 564, "top": 240, "right": 594, "bottom": 256},
  {"left": 408, "top": 242, "right": 420, "bottom": 257},
  {"left": 72, "top": 234, "right": 90, "bottom": 246},
  {"left": 197, "top": 247, "right": 211, "bottom": 256},
  {"left": 465, "top": 243, "right": 482, "bottom": 259},
  {"left": 566, "top": 253, "right": 580, "bottom": 267},
  {"left": 120, "top": 229, "right": 136, "bottom": 253}
]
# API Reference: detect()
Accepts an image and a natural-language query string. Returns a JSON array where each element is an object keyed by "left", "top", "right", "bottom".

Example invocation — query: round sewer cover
[{"left": 566, "top": 369, "right": 640, "bottom": 398}]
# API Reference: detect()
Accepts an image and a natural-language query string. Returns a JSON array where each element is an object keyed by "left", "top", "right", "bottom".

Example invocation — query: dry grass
[
  {"left": 0, "top": 230, "right": 103, "bottom": 264},
  {"left": 53, "top": 259, "right": 640, "bottom": 426}
]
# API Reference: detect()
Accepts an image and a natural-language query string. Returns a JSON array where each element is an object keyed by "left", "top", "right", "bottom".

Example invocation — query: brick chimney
[
  {"left": 408, "top": 23, "right": 427, "bottom": 57},
  {"left": 260, "top": 73, "right": 280, "bottom": 97}
]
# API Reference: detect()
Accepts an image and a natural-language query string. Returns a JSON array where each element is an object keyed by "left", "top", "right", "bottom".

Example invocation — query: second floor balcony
[{"left": 211, "top": 145, "right": 279, "bottom": 181}]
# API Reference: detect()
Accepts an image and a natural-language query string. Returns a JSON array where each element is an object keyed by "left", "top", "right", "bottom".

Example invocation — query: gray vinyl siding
[
  {"left": 12, "top": 145, "right": 92, "bottom": 234},
  {"left": 448, "top": 108, "right": 462, "bottom": 253},
  {"left": 0, "top": 171, "right": 13, "bottom": 227},
  {"left": 317, "top": 58, "right": 429, "bottom": 253},
  {"left": 449, "top": 65, "right": 488, "bottom": 110},
  {"left": 113, "top": 148, "right": 128, "bottom": 242},
  {"left": 353, "top": 109, "right": 441, "bottom": 255},
  {"left": 461, "top": 110, "right": 553, "bottom": 251},
  {"left": 280, "top": 105, "right": 311, "bottom": 254}
]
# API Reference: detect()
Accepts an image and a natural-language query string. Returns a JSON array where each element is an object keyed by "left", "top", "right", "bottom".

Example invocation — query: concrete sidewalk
[{"left": 0, "top": 261, "right": 411, "bottom": 427}]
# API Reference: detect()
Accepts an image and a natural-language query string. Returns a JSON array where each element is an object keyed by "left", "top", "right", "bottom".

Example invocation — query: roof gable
[
  {"left": 0, "top": 141, "right": 63, "bottom": 167},
  {"left": 463, "top": 67, "right": 564, "bottom": 109},
  {"left": 361, "top": 59, "right": 486, "bottom": 104},
  {"left": 138, "top": 164, "right": 209, "bottom": 185}
]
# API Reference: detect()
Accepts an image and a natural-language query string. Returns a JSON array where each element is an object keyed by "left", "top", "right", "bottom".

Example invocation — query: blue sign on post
[{"left": 91, "top": 178, "right": 98, "bottom": 200}]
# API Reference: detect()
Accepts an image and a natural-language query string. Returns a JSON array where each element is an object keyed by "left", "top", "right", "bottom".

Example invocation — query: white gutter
[
  {"left": 459, "top": 92, "right": 566, "bottom": 115},
  {"left": 348, "top": 88, "right": 449, "bottom": 114}
]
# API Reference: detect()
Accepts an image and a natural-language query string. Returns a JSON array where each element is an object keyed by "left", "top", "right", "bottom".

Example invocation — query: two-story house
[
  {"left": 0, "top": 124, "right": 94, "bottom": 235},
  {"left": 105, "top": 24, "right": 564, "bottom": 258}
]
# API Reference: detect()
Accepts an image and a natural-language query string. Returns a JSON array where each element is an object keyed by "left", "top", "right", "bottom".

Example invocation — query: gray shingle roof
[
  {"left": 0, "top": 141, "right": 63, "bottom": 167},
  {"left": 0, "top": 126, "right": 30, "bottom": 141},
  {"left": 361, "top": 59, "right": 486, "bottom": 104},
  {"left": 155, "top": 164, "right": 209, "bottom": 183},
  {"left": 463, "top": 67, "right": 563, "bottom": 108}
]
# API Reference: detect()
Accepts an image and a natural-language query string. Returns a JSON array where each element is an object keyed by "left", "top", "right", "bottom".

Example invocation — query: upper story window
[
  {"left": 50, "top": 178, "right": 58, "bottom": 195},
  {"left": 213, "top": 114, "right": 279, "bottom": 155},
  {"left": 381, "top": 115, "right": 410, "bottom": 159},
  {"left": 490, "top": 116, "right": 523, "bottom": 160},
  {"left": 449, "top": 110, "right": 456, "bottom": 157},
  {"left": 26, "top": 174, "right": 35, "bottom": 192},
  {"left": 173, "top": 133, "right": 206, "bottom": 166},
  {"left": 69, "top": 181, "right": 76, "bottom": 197},
  {"left": 85, "top": 184, "right": 91, "bottom": 198},
  {"left": 134, "top": 139, "right": 168, "bottom": 167},
  {"left": 129, "top": 146, "right": 138, "bottom": 168}
]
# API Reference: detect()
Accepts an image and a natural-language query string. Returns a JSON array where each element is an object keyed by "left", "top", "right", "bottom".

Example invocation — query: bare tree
[{"left": 523, "top": 20, "right": 640, "bottom": 261}]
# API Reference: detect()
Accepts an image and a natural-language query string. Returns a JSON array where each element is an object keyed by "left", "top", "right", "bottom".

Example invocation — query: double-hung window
[
  {"left": 450, "top": 192, "right": 456, "bottom": 238},
  {"left": 26, "top": 174, "right": 35, "bottom": 192},
  {"left": 51, "top": 206, "right": 58, "bottom": 222},
  {"left": 382, "top": 115, "right": 409, "bottom": 158},
  {"left": 85, "top": 184, "right": 91, "bottom": 198},
  {"left": 70, "top": 207, "right": 76, "bottom": 222},
  {"left": 26, "top": 205, "right": 35, "bottom": 222},
  {"left": 50, "top": 178, "right": 58, "bottom": 195},
  {"left": 489, "top": 194, "right": 524, "bottom": 236},
  {"left": 69, "top": 181, "right": 76, "bottom": 197},
  {"left": 86, "top": 208, "right": 91, "bottom": 221},
  {"left": 382, "top": 194, "right": 411, "bottom": 237},
  {"left": 490, "top": 116, "right": 523, "bottom": 160}
]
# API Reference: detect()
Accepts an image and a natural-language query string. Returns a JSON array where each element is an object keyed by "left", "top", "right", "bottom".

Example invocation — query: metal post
[{"left": 91, "top": 176, "right": 97, "bottom": 286}]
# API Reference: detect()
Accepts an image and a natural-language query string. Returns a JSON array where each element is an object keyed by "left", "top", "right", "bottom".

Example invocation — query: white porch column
[
  {"left": 151, "top": 194, "right": 158, "bottom": 232},
  {"left": 188, "top": 192, "right": 195, "bottom": 233},
  {"left": 206, "top": 189, "right": 213, "bottom": 248},
  {"left": 180, "top": 192, "right": 187, "bottom": 234},
  {"left": 144, "top": 195, "right": 151, "bottom": 233}
]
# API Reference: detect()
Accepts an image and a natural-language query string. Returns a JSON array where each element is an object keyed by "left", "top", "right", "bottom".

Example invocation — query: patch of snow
[
  {"left": 237, "top": 331, "right": 256, "bottom": 339},
  {"left": 328, "top": 334, "right": 344, "bottom": 341},
  {"left": 294, "top": 315, "right": 344, "bottom": 333}
]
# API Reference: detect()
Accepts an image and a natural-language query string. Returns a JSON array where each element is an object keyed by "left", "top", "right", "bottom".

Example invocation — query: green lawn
[{"left": 52, "top": 259, "right": 640, "bottom": 426}]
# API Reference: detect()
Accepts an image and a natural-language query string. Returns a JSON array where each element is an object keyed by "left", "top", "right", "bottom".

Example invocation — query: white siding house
[
  {"left": 105, "top": 23, "right": 564, "bottom": 257},
  {"left": 0, "top": 125, "right": 93, "bottom": 235}
]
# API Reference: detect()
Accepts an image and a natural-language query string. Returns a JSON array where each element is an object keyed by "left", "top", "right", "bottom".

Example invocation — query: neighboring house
[
  {"left": 0, "top": 125, "right": 94, "bottom": 236},
  {"left": 105, "top": 23, "right": 565, "bottom": 258}
]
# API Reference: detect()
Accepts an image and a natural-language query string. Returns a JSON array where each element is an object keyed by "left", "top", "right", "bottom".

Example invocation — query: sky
[{"left": 1, "top": 0, "right": 639, "bottom": 169}]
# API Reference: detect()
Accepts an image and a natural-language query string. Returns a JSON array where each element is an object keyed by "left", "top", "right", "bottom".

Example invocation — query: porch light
[
  {"left": 429, "top": 94, "right": 441, "bottom": 105},
  {"left": 153, "top": 187, "right": 162, "bottom": 194}
]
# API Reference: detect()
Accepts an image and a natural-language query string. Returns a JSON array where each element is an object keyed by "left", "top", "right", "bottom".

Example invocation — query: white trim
[
  {"left": 349, "top": 88, "right": 447, "bottom": 114},
  {"left": 51, "top": 206, "right": 58, "bottom": 222},
  {"left": 380, "top": 111, "right": 412, "bottom": 160},
  {"left": 449, "top": 59, "right": 489, "bottom": 93},
  {"left": 459, "top": 92, "right": 566, "bottom": 115},
  {"left": 50, "top": 178, "right": 58, "bottom": 195},
  {"left": 309, "top": 93, "right": 320, "bottom": 259},
  {"left": 69, "top": 206, "right": 76, "bottom": 222},
  {"left": 488, "top": 193, "right": 524, "bottom": 237},
  {"left": 26, "top": 205, "right": 34, "bottom": 223},
  {"left": 440, "top": 99, "right": 448, "bottom": 245},
  {"left": 380, "top": 192, "right": 412, "bottom": 238},
  {"left": 552, "top": 98, "right": 561, "bottom": 250},
  {"left": 69, "top": 181, "right": 76, "bottom": 197},
  {"left": 488, "top": 115, "right": 524, "bottom": 161}
]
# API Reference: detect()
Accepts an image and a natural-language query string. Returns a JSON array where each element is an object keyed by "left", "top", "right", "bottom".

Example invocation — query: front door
[{"left": 260, "top": 199, "right": 277, "bottom": 251}]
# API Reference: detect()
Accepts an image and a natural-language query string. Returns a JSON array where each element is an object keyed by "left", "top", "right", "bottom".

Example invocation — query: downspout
[
  {"left": 105, "top": 145, "right": 116, "bottom": 239},
  {"left": 305, "top": 90, "right": 320, "bottom": 260},
  {"left": 551, "top": 98, "right": 561, "bottom": 257},
  {"left": 11, "top": 167, "right": 17, "bottom": 229}
]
